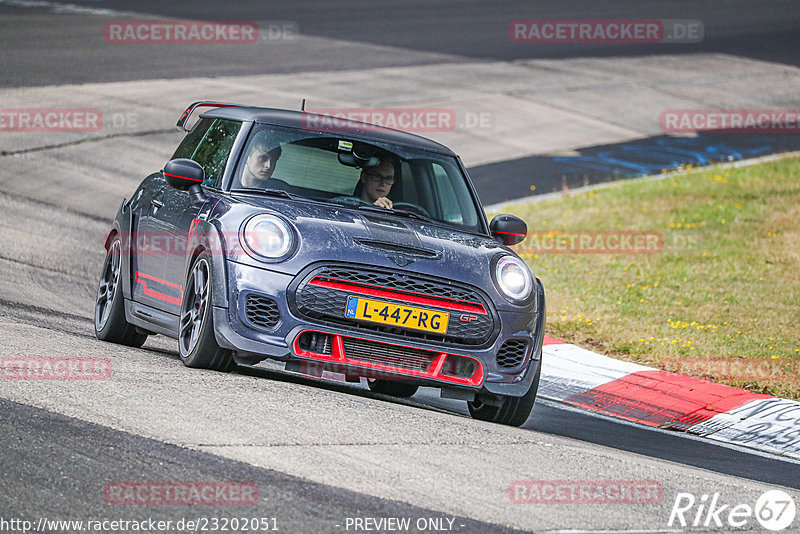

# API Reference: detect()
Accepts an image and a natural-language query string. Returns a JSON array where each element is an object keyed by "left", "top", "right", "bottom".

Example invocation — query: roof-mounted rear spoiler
[{"left": 176, "top": 101, "right": 245, "bottom": 132}]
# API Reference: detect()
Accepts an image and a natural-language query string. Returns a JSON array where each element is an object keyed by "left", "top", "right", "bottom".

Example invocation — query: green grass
[{"left": 494, "top": 156, "right": 800, "bottom": 399}]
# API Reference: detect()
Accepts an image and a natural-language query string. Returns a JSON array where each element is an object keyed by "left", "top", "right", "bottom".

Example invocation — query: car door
[
  {"left": 129, "top": 177, "right": 172, "bottom": 310},
  {"left": 145, "top": 118, "right": 242, "bottom": 314},
  {"left": 131, "top": 119, "right": 214, "bottom": 311}
]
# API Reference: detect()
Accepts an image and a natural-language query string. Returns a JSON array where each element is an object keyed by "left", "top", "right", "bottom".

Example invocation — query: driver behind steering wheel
[{"left": 359, "top": 156, "right": 395, "bottom": 209}]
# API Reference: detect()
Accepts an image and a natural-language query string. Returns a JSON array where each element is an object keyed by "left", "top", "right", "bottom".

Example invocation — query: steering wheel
[
  {"left": 392, "top": 202, "right": 431, "bottom": 217},
  {"left": 330, "top": 196, "right": 373, "bottom": 208}
]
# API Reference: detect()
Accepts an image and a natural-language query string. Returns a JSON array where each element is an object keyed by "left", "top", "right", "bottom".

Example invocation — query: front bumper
[{"left": 214, "top": 259, "right": 544, "bottom": 397}]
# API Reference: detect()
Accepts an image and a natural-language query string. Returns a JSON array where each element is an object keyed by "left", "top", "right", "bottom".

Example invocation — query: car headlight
[
  {"left": 494, "top": 255, "right": 533, "bottom": 302},
  {"left": 241, "top": 214, "right": 294, "bottom": 260}
]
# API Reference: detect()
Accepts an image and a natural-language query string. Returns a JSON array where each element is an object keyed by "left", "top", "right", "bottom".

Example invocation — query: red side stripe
[
  {"left": 135, "top": 271, "right": 183, "bottom": 306},
  {"left": 187, "top": 218, "right": 201, "bottom": 243}
]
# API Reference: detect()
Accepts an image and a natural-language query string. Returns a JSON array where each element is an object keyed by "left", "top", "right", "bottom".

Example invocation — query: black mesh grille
[
  {"left": 341, "top": 337, "right": 434, "bottom": 371},
  {"left": 293, "top": 265, "right": 495, "bottom": 346},
  {"left": 245, "top": 293, "right": 281, "bottom": 330},
  {"left": 496, "top": 339, "right": 529, "bottom": 369},
  {"left": 310, "top": 266, "right": 482, "bottom": 302}
]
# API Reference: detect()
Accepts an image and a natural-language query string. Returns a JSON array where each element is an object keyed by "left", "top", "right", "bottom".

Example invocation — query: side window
[
  {"left": 432, "top": 163, "right": 462, "bottom": 224},
  {"left": 171, "top": 118, "right": 213, "bottom": 160},
  {"left": 190, "top": 119, "right": 242, "bottom": 186},
  {"left": 171, "top": 118, "right": 241, "bottom": 187},
  {"left": 399, "top": 161, "right": 417, "bottom": 202}
]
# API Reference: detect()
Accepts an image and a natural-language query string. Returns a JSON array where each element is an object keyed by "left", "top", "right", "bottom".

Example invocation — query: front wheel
[
  {"left": 178, "top": 254, "right": 236, "bottom": 372},
  {"left": 468, "top": 363, "right": 540, "bottom": 426},
  {"left": 94, "top": 236, "right": 147, "bottom": 347}
]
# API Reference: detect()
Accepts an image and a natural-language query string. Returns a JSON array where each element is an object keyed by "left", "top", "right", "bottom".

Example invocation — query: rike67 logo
[{"left": 669, "top": 490, "right": 796, "bottom": 531}]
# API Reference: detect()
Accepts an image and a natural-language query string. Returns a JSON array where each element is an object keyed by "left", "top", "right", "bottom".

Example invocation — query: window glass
[
  {"left": 277, "top": 142, "right": 361, "bottom": 194},
  {"left": 171, "top": 118, "right": 213, "bottom": 160},
  {"left": 172, "top": 118, "right": 241, "bottom": 187},
  {"left": 432, "top": 163, "right": 463, "bottom": 225},
  {"left": 232, "top": 124, "right": 483, "bottom": 232}
]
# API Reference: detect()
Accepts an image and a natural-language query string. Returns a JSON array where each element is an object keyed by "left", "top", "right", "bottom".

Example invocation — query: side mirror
[
  {"left": 163, "top": 158, "right": 204, "bottom": 190},
  {"left": 490, "top": 214, "right": 527, "bottom": 246}
]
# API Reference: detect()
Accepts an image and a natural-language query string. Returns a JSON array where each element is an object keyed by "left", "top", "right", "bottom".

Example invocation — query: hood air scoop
[{"left": 358, "top": 214, "right": 442, "bottom": 260}]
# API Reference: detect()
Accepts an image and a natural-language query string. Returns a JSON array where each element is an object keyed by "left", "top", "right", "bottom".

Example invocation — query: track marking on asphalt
[
  {"left": 0, "top": 129, "right": 170, "bottom": 157},
  {"left": 536, "top": 399, "right": 800, "bottom": 466},
  {"left": 484, "top": 151, "right": 800, "bottom": 212},
  {"left": 0, "top": 0, "right": 148, "bottom": 17}
]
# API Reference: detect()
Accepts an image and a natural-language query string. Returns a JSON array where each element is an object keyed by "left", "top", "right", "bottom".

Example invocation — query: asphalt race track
[
  {"left": 1, "top": 1, "right": 800, "bottom": 532},
  {"left": 2, "top": 0, "right": 799, "bottom": 87}
]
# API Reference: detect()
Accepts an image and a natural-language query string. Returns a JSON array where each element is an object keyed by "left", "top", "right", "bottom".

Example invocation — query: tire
[
  {"left": 178, "top": 253, "right": 236, "bottom": 372},
  {"left": 94, "top": 236, "right": 148, "bottom": 347},
  {"left": 468, "top": 363, "right": 540, "bottom": 427},
  {"left": 367, "top": 379, "right": 419, "bottom": 398}
]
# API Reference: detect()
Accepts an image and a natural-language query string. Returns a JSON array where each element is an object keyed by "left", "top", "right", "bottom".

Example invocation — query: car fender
[
  {"left": 184, "top": 217, "right": 229, "bottom": 308},
  {"left": 103, "top": 198, "right": 135, "bottom": 301},
  {"left": 483, "top": 277, "right": 546, "bottom": 397}
]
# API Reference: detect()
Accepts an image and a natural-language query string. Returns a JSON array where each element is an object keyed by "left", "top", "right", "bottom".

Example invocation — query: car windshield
[{"left": 231, "top": 124, "right": 484, "bottom": 232}]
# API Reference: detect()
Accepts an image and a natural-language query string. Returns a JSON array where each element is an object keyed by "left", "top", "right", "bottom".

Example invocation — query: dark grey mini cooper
[{"left": 95, "top": 101, "right": 545, "bottom": 426}]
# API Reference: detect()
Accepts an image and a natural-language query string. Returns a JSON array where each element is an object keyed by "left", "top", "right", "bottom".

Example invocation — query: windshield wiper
[
  {"left": 230, "top": 188, "right": 305, "bottom": 201},
  {"left": 356, "top": 204, "right": 438, "bottom": 225}
]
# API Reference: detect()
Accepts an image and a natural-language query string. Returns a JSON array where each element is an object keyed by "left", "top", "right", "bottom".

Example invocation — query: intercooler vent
[{"left": 341, "top": 337, "right": 434, "bottom": 372}]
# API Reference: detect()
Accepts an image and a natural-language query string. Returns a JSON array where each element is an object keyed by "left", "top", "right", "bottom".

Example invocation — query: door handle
[{"left": 151, "top": 199, "right": 164, "bottom": 209}]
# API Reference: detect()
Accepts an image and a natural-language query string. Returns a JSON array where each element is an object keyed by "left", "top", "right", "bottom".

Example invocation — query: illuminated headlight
[
  {"left": 495, "top": 255, "right": 533, "bottom": 302},
  {"left": 242, "top": 214, "right": 294, "bottom": 260}
]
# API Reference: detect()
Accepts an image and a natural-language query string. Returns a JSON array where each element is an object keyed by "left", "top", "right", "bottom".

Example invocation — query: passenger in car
[{"left": 357, "top": 156, "right": 395, "bottom": 209}]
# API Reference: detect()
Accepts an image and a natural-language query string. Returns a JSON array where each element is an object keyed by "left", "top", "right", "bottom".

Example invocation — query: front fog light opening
[
  {"left": 441, "top": 355, "right": 477, "bottom": 378},
  {"left": 298, "top": 331, "right": 332, "bottom": 355},
  {"left": 495, "top": 256, "right": 532, "bottom": 301}
]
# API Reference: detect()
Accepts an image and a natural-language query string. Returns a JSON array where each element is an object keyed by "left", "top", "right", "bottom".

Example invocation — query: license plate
[{"left": 345, "top": 296, "right": 449, "bottom": 334}]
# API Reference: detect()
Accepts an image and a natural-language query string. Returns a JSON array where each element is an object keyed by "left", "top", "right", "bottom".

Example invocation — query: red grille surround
[{"left": 292, "top": 330, "right": 484, "bottom": 387}]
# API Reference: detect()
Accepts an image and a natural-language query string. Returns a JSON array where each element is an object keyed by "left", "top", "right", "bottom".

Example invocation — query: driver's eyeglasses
[{"left": 364, "top": 172, "right": 395, "bottom": 184}]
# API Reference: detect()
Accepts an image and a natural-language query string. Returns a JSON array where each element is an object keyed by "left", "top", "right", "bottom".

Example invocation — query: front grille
[
  {"left": 313, "top": 266, "right": 480, "bottom": 302},
  {"left": 293, "top": 264, "right": 495, "bottom": 346},
  {"left": 341, "top": 337, "right": 434, "bottom": 371},
  {"left": 244, "top": 293, "right": 281, "bottom": 330},
  {"left": 292, "top": 330, "right": 485, "bottom": 387},
  {"left": 496, "top": 339, "right": 529, "bottom": 369}
]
